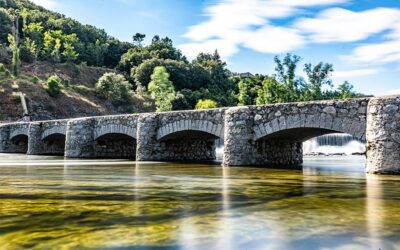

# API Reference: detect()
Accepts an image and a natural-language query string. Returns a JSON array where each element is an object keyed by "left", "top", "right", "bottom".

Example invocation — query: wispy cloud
[
  {"left": 180, "top": 0, "right": 400, "bottom": 69},
  {"left": 180, "top": 0, "right": 347, "bottom": 60},
  {"left": 295, "top": 7, "right": 400, "bottom": 43},
  {"left": 30, "top": 0, "right": 58, "bottom": 9}
]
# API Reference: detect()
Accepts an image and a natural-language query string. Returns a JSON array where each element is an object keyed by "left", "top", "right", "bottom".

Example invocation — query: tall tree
[
  {"left": 148, "top": 66, "right": 176, "bottom": 112},
  {"left": 274, "top": 53, "right": 301, "bottom": 101},
  {"left": 8, "top": 13, "right": 21, "bottom": 77},
  {"left": 303, "top": 62, "right": 333, "bottom": 100},
  {"left": 132, "top": 33, "right": 145, "bottom": 47}
]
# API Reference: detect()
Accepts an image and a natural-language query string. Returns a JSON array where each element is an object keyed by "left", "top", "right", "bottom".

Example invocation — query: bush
[
  {"left": 46, "top": 75, "right": 62, "bottom": 97},
  {"left": 95, "top": 72, "right": 131, "bottom": 105},
  {"left": 195, "top": 99, "right": 217, "bottom": 110},
  {"left": 0, "top": 63, "right": 5, "bottom": 73},
  {"left": 32, "top": 76, "right": 40, "bottom": 84}
]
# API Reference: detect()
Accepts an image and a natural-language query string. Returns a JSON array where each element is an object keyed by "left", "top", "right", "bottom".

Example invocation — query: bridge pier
[
  {"left": 223, "top": 107, "right": 255, "bottom": 166},
  {"left": 0, "top": 124, "right": 11, "bottom": 153},
  {"left": 366, "top": 96, "right": 400, "bottom": 174},
  {"left": 65, "top": 118, "right": 96, "bottom": 158},
  {"left": 27, "top": 122, "right": 43, "bottom": 155}
]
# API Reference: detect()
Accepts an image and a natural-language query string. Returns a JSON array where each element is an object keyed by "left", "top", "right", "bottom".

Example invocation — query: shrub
[
  {"left": 46, "top": 75, "right": 62, "bottom": 97},
  {"left": 0, "top": 63, "right": 5, "bottom": 73},
  {"left": 195, "top": 99, "right": 217, "bottom": 110},
  {"left": 32, "top": 76, "right": 40, "bottom": 84},
  {"left": 95, "top": 72, "right": 131, "bottom": 105}
]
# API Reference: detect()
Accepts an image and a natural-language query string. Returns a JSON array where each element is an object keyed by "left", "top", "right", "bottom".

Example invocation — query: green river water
[{"left": 0, "top": 154, "right": 399, "bottom": 250}]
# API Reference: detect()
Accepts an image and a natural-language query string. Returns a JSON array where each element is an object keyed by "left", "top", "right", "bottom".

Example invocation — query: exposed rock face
[
  {"left": 0, "top": 96, "right": 399, "bottom": 174},
  {"left": 366, "top": 96, "right": 400, "bottom": 174}
]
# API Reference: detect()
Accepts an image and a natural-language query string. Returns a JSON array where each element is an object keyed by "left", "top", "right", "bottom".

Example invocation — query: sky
[{"left": 31, "top": 0, "right": 400, "bottom": 96}]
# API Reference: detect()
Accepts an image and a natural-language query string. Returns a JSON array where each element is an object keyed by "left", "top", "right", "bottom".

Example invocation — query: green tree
[
  {"left": 148, "top": 66, "right": 176, "bottom": 112},
  {"left": 195, "top": 99, "right": 217, "bottom": 110},
  {"left": 337, "top": 81, "right": 356, "bottom": 99},
  {"left": 193, "top": 51, "right": 236, "bottom": 107},
  {"left": 274, "top": 53, "right": 302, "bottom": 101},
  {"left": 132, "top": 33, "right": 145, "bottom": 47},
  {"left": 256, "top": 77, "right": 289, "bottom": 104},
  {"left": 237, "top": 79, "right": 251, "bottom": 106},
  {"left": 303, "top": 62, "right": 333, "bottom": 100},
  {"left": 95, "top": 72, "right": 131, "bottom": 105},
  {"left": 46, "top": 75, "right": 62, "bottom": 97}
]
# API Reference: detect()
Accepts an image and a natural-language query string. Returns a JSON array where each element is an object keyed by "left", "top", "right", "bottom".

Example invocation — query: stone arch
[
  {"left": 156, "top": 120, "right": 223, "bottom": 162},
  {"left": 94, "top": 133, "right": 136, "bottom": 159},
  {"left": 157, "top": 120, "right": 223, "bottom": 140},
  {"left": 94, "top": 124, "right": 137, "bottom": 140},
  {"left": 254, "top": 114, "right": 366, "bottom": 142},
  {"left": 42, "top": 133, "right": 66, "bottom": 156},
  {"left": 41, "top": 126, "right": 66, "bottom": 140},
  {"left": 10, "top": 129, "right": 28, "bottom": 140}
]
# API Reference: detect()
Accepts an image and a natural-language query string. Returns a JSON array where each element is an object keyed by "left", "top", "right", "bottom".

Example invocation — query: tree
[
  {"left": 195, "top": 99, "right": 217, "bottom": 110},
  {"left": 85, "top": 39, "right": 109, "bottom": 66},
  {"left": 132, "top": 33, "right": 145, "bottom": 47},
  {"left": 274, "top": 53, "right": 302, "bottom": 101},
  {"left": 148, "top": 66, "right": 176, "bottom": 112},
  {"left": 237, "top": 79, "right": 251, "bottom": 106},
  {"left": 193, "top": 50, "right": 237, "bottom": 107},
  {"left": 46, "top": 75, "right": 62, "bottom": 97},
  {"left": 337, "top": 81, "right": 355, "bottom": 99},
  {"left": 256, "top": 77, "right": 289, "bottom": 104},
  {"left": 95, "top": 73, "right": 132, "bottom": 105},
  {"left": 303, "top": 62, "right": 333, "bottom": 100}
]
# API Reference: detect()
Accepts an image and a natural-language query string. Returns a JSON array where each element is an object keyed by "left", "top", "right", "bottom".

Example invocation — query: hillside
[{"left": 0, "top": 61, "right": 154, "bottom": 122}]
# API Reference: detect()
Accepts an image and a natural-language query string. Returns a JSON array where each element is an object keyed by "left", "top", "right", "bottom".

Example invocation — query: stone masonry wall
[
  {"left": 0, "top": 123, "right": 29, "bottom": 153},
  {"left": 28, "top": 120, "right": 68, "bottom": 155},
  {"left": 255, "top": 140, "right": 303, "bottom": 167},
  {"left": 138, "top": 109, "right": 225, "bottom": 161},
  {"left": 366, "top": 96, "right": 400, "bottom": 174}
]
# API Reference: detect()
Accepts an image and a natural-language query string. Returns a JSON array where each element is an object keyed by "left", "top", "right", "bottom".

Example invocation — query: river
[{"left": 0, "top": 154, "right": 399, "bottom": 250}]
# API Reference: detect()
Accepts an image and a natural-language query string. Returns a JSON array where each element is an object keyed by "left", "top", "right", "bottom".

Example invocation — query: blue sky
[{"left": 32, "top": 0, "right": 400, "bottom": 96}]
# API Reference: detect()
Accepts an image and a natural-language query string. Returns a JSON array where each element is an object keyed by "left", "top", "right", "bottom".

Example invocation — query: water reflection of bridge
[{"left": 0, "top": 96, "right": 399, "bottom": 174}]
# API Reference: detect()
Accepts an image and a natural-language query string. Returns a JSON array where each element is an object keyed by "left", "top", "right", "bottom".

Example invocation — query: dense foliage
[
  {"left": 95, "top": 72, "right": 132, "bottom": 105},
  {"left": 46, "top": 75, "right": 61, "bottom": 97},
  {"left": 0, "top": 0, "right": 132, "bottom": 67}
]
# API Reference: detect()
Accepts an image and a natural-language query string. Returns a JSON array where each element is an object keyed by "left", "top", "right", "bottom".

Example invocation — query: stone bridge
[{"left": 0, "top": 96, "right": 399, "bottom": 174}]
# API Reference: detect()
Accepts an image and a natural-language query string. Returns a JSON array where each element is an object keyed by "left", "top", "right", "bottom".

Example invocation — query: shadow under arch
[
  {"left": 94, "top": 133, "right": 136, "bottom": 159},
  {"left": 10, "top": 134, "right": 29, "bottom": 153},
  {"left": 158, "top": 130, "right": 221, "bottom": 162},
  {"left": 42, "top": 133, "right": 66, "bottom": 156}
]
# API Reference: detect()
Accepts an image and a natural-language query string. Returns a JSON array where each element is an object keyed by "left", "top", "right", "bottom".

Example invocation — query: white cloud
[
  {"left": 180, "top": 0, "right": 347, "bottom": 60},
  {"left": 343, "top": 40, "right": 400, "bottom": 64},
  {"left": 332, "top": 68, "right": 384, "bottom": 79},
  {"left": 295, "top": 7, "right": 400, "bottom": 43},
  {"left": 242, "top": 25, "right": 305, "bottom": 53},
  {"left": 30, "top": 0, "right": 58, "bottom": 9}
]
